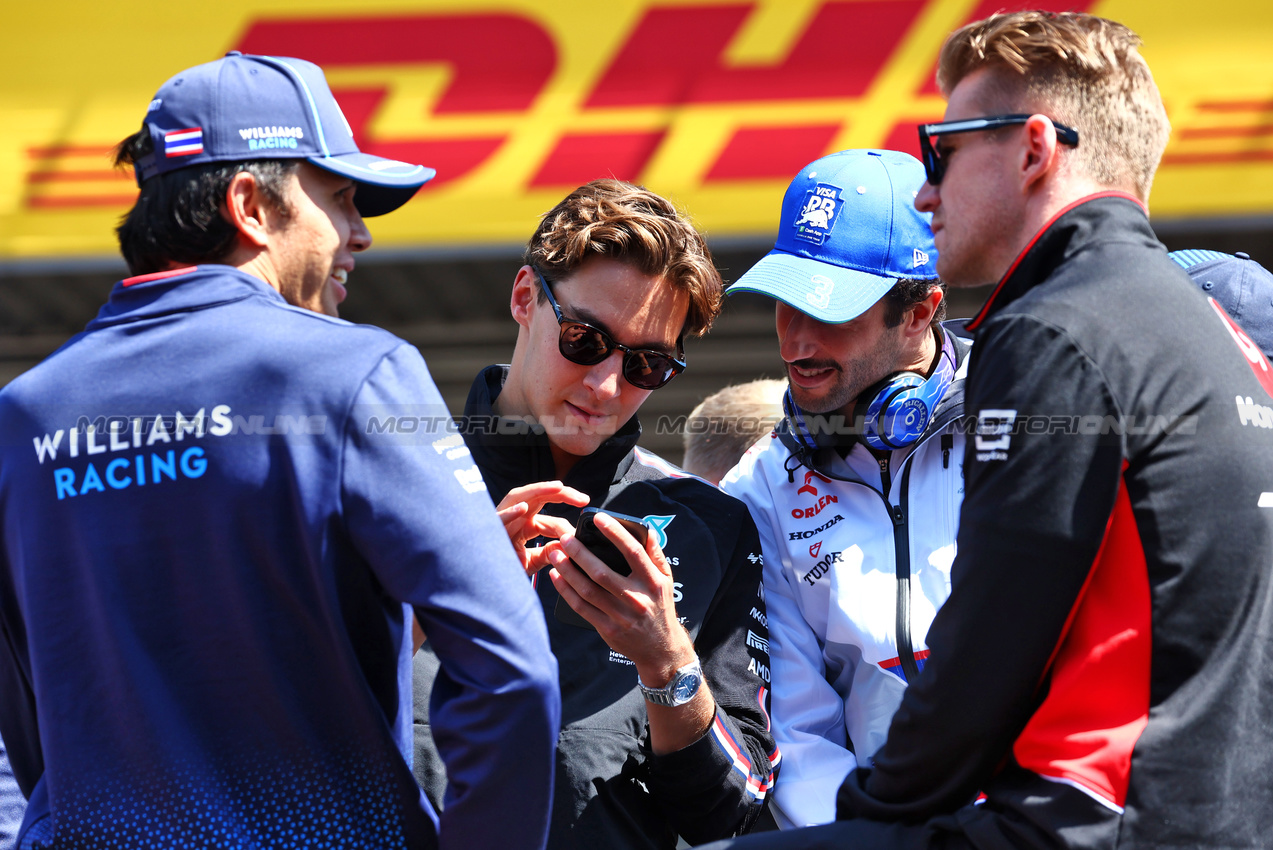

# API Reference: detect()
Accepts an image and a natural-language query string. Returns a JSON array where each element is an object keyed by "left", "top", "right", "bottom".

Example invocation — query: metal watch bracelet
[{"left": 637, "top": 658, "right": 703, "bottom": 707}]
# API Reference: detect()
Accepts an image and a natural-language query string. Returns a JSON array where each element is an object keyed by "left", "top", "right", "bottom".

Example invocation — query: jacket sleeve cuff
[{"left": 646, "top": 708, "right": 772, "bottom": 802}]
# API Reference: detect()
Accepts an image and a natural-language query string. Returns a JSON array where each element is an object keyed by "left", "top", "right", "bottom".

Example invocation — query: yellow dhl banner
[{"left": 3, "top": 0, "right": 1271, "bottom": 260}]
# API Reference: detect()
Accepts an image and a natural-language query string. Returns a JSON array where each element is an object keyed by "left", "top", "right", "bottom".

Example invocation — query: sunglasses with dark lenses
[
  {"left": 534, "top": 267, "right": 687, "bottom": 390},
  {"left": 917, "top": 114, "right": 1080, "bottom": 185}
]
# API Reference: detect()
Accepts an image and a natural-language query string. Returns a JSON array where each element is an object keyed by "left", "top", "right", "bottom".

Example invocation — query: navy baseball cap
[
  {"left": 134, "top": 52, "right": 435, "bottom": 216},
  {"left": 728, "top": 149, "right": 937, "bottom": 324},
  {"left": 1170, "top": 249, "right": 1273, "bottom": 361}
]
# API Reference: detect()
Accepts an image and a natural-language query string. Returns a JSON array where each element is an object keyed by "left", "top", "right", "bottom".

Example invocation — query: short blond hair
[
  {"left": 682, "top": 379, "right": 787, "bottom": 484},
  {"left": 936, "top": 11, "right": 1170, "bottom": 201},
  {"left": 525, "top": 179, "right": 724, "bottom": 337}
]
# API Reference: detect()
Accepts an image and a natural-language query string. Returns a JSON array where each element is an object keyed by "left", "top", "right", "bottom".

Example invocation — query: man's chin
[
  {"left": 789, "top": 385, "right": 837, "bottom": 416},
  {"left": 936, "top": 255, "right": 996, "bottom": 289}
]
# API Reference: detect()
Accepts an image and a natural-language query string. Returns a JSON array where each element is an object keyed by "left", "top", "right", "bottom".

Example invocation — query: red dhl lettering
[
  {"left": 17, "top": 0, "right": 1262, "bottom": 219},
  {"left": 236, "top": 13, "right": 556, "bottom": 189},
  {"left": 585, "top": 1, "right": 923, "bottom": 107}
]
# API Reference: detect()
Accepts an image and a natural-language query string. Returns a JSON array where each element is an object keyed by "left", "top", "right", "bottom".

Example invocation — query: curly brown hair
[{"left": 524, "top": 179, "right": 723, "bottom": 337}]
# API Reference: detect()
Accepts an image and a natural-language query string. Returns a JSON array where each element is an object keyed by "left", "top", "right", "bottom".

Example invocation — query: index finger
[{"left": 498, "top": 480, "right": 590, "bottom": 514}]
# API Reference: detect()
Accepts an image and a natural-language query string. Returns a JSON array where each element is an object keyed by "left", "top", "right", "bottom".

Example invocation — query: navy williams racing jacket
[
  {"left": 837, "top": 194, "right": 1273, "bottom": 849},
  {"left": 0, "top": 266, "right": 559, "bottom": 850},
  {"left": 413, "top": 365, "right": 779, "bottom": 850}
]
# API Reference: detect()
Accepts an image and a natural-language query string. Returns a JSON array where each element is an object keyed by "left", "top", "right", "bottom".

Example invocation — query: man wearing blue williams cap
[
  {"left": 0, "top": 52, "right": 559, "bottom": 849},
  {"left": 719, "top": 149, "right": 970, "bottom": 829}
]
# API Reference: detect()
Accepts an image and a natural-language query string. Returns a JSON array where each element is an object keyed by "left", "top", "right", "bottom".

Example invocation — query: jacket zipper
[
  {"left": 789, "top": 410, "right": 964, "bottom": 685},
  {"left": 891, "top": 459, "right": 921, "bottom": 683}
]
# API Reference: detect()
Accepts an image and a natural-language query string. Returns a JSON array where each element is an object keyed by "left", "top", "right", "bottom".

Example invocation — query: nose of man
[
  {"left": 349, "top": 210, "right": 373, "bottom": 253},
  {"left": 915, "top": 181, "right": 939, "bottom": 213},
  {"left": 582, "top": 350, "right": 627, "bottom": 402},
  {"left": 777, "top": 307, "right": 823, "bottom": 363}
]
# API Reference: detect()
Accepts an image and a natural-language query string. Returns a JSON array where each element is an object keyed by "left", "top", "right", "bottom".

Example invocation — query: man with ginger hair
[
  {"left": 412, "top": 179, "right": 778, "bottom": 849},
  {"left": 703, "top": 11, "right": 1273, "bottom": 850}
]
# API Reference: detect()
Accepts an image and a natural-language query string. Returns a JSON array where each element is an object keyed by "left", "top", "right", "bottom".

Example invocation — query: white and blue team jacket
[
  {"left": 0, "top": 266, "right": 560, "bottom": 850},
  {"left": 721, "top": 334, "right": 969, "bottom": 829}
]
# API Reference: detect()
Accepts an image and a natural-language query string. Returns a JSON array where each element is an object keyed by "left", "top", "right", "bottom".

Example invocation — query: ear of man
[
  {"left": 223, "top": 170, "right": 286, "bottom": 252},
  {"left": 1020, "top": 114, "right": 1064, "bottom": 194},
  {"left": 510, "top": 265, "right": 540, "bottom": 330},
  {"left": 900, "top": 287, "right": 944, "bottom": 341},
  {"left": 1018, "top": 111, "right": 1137, "bottom": 205}
]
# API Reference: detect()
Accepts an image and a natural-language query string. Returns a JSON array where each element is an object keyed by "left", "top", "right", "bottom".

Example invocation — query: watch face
[{"left": 673, "top": 672, "right": 702, "bottom": 703}]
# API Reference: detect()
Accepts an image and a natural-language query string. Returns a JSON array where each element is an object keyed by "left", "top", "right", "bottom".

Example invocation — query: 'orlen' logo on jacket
[
  {"left": 791, "top": 471, "right": 837, "bottom": 518},
  {"left": 791, "top": 494, "right": 838, "bottom": 519},
  {"left": 1210, "top": 298, "right": 1273, "bottom": 399},
  {"left": 974, "top": 409, "right": 1017, "bottom": 462},
  {"left": 796, "top": 470, "right": 827, "bottom": 497}
]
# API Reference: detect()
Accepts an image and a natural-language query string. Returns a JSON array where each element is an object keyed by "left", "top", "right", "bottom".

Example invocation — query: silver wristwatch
[{"left": 638, "top": 658, "right": 703, "bottom": 707}]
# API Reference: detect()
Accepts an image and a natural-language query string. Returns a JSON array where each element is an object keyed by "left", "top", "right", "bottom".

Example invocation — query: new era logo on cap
[
  {"left": 164, "top": 128, "right": 204, "bottom": 158},
  {"left": 913, "top": 248, "right": 930, "bottom": 268}
]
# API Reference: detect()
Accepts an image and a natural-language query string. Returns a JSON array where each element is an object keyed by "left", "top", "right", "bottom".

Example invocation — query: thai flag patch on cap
[{"left": 164, "top": 128, "right": 204, "bottom": 158}]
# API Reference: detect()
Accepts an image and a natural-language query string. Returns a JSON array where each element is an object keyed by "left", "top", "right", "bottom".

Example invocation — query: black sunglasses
[
  {"left": 917, "top": 114, "right": 1079, "bottom": 185},
  {"left": 533, "top": 267, "right": 686, "bottom": 390}
]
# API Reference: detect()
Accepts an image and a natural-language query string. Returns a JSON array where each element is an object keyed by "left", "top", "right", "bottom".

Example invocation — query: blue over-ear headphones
[
  {"left": 784, "top": 328, "right": 956, "bottom": 454},
  {"left": 859, "top": 328, "right": 956, "bottom": 450}
]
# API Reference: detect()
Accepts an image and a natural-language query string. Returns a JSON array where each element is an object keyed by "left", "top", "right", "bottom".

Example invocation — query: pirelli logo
[{"left": 746, "top": 630, "right": 769, "bottom": 654}]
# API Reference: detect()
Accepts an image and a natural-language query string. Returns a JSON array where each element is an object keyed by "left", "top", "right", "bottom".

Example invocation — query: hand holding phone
[{"left": 554, "top": 508, "right": 649, "bottom": 629}]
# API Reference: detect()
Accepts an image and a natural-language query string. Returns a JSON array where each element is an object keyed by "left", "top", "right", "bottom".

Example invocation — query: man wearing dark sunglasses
[
  {"left": 412, "top": 179, "right": 779, "bottom": 849},
  {"left": 700, "top": 10, "right": 1273, "bottom": 850}
]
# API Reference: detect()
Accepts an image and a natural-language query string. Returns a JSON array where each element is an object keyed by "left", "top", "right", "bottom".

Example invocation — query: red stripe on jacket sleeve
[{"left": 1011, "top": 476, "right": 1152, "bottom": 809}]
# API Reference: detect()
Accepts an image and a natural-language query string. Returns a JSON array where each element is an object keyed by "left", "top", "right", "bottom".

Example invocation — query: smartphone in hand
[{"left": 554, "top": 508, "right": 649, "bottom": 629}]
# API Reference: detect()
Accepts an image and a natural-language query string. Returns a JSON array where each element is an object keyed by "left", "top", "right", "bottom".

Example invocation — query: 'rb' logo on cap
[{"left": 793, "top": 183, "right": 843, "bottom": 246}]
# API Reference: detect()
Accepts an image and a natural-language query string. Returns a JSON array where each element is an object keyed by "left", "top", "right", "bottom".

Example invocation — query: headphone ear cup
[
  {"left": 860, "top": 328, "right": 960, "bottom": 452},
  {"left": 862, "top": 373, "right": 928, "bottom": 450}
]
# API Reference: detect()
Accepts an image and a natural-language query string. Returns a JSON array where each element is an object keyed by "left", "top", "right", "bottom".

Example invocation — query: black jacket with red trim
[
  {"left": 836, "top": 194, "right": 1273, "bottom": 849},
  {"left": 412, "top": 366, "right": 778, "bottom": 850}
]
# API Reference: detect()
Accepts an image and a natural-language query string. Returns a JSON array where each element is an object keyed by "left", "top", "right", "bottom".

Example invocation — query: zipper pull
[
  {"left": 891, "top": 505, "right": 905, "bottom": 527},
  {"left": 941, "top": 433, "right": 953, "bottom": 469}
]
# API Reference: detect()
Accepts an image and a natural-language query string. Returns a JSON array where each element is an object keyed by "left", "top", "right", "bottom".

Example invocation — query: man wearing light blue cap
[
  {"left": 719, "top": 149, "right": 970, "bottom": 829},
  {"left": 0, "top": 53, "right": 559, "bottom": 849}
]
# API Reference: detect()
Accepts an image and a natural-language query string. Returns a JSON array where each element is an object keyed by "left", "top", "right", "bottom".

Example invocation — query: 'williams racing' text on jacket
[{"left": 0, "top": 267, "right": 560, "bottom": 850}]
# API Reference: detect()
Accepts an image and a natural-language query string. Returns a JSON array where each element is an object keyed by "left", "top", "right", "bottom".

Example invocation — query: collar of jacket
[
  {"left": 966, "top": 191, "right": 1149, "bottom": 332},
  {"left": 461, "top": 364, "right": 642, "bottom": 506},
  {"left": 87, "top": 265, "right": 289, "bottom": 330}
]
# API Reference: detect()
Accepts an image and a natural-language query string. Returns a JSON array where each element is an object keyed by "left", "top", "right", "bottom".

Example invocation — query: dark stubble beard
[{"left": 787, "top": 324, "right": 907, "bottom": 417}]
